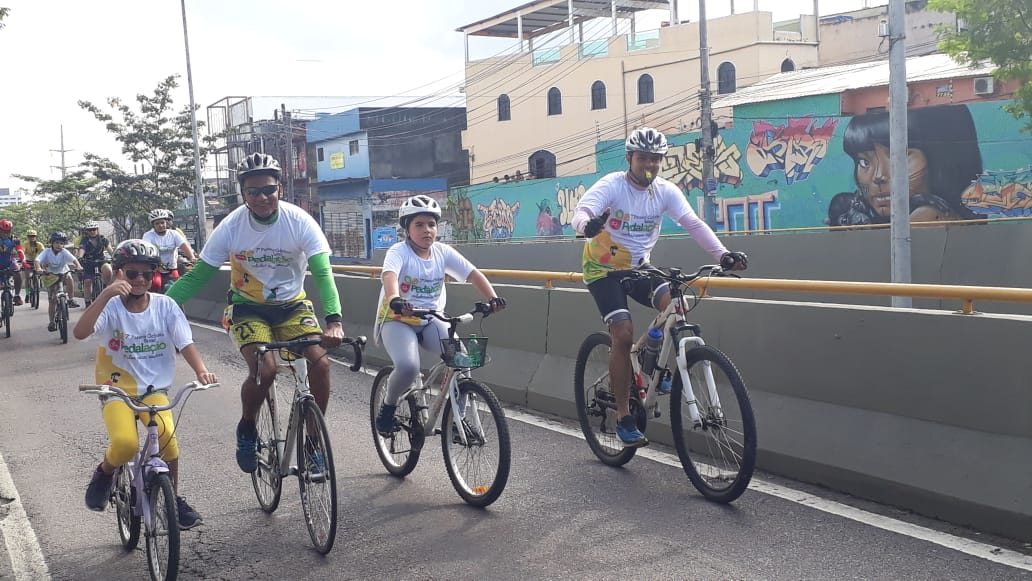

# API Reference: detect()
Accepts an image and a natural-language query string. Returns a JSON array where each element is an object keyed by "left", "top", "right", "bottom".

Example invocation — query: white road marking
[
  {"left": 191, "top": 321, "right": 1032, "bottom": 571},
  {"left": 0, "top": 451, "right": 50, "bottom": 580}
]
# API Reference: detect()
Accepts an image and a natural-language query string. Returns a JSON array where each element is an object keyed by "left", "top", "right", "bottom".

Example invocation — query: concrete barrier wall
[{"left": 182, "top": 269, "right": 1032, "bottom": 541}]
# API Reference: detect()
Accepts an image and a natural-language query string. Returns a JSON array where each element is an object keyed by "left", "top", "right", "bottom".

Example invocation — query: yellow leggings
[{"left": 102, "top": 392, "right": 180, "bottom": 467}]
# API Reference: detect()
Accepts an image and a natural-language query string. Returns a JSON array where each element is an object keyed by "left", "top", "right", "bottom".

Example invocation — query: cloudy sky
[{"left": 0, "top": 0, "right": 885, "bottom": 192}]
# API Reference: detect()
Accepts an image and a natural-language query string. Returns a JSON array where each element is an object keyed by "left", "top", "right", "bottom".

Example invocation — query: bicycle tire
[
  {"left": 574, "top": 332, "right": 639, "bottom": 466},
  {"left": 670, "top": 345, "right": 757, "bottom": 504},
  {"left": 297, "top": 398, "right": 337, "bottom": 554},
  {"left": 145, "top": 473, "right": 180, "bottom": 581},
  {"left": 441, "top": 379, "right": 511, "bottom": 507},
  {"left": 114, "top": 466, "right": 141, "bottom": 550},
  {"left": 1, "top": 291, "right": 10, "bottom": 338},
  {"left": 370, "top": 366, "right": 423, "bottom": 477},
  {"left": 251, "top": 390, "right": 282, "bottom": 513},
  {"left": 58, "top": 298, "right": 68, "bottom": 344},
  {"left": 30, "top": 276, "right": 40, "bottom": 309}
]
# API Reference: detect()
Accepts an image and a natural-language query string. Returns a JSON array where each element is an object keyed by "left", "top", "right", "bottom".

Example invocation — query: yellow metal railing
[{"left": 331, "top": 265, "right": 1032, "bottom": 314}]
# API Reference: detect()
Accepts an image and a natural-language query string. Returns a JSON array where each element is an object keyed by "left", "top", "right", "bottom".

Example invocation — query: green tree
[
  {"left": 0, "top": 7, "right": 10, "bottom": 30},
  {"left": 79, "top": 75, "right": 213, "bottom": 238},
  {"left": 930, "top": 0, "right": 1032, "bottom": 130},
  {"left": 7, "top": 171, "right": 104, "bottom": 238}
]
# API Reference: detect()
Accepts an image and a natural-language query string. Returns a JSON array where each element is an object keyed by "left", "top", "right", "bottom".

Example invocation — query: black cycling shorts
[{"left": 586, "top": 275, "right": 669, "bottom": 324}]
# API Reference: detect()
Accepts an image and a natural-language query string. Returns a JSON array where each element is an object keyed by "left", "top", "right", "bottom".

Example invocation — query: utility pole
[
  {"left": 888, "top": 0, "right": 912, "bottom": 307},
  {"left": 281, "top": 103, "right": 295, "bottom": 205},
  {"left": 50, "top": 125, "right": 73, "bottom": 179},
  {"left": 180, "top": 0, "right": 207, "bottom": 249},
  {"left": 698, "top": 0, "right": 718, "bottom": 227}
]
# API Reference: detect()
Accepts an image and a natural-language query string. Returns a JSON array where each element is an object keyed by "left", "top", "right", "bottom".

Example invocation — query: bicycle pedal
[
  {"left": 653, "top": 409, "right": 662, "bottom": 418},
  {"left": 432, "top": 427, "right": 442, "bottom": 436}
]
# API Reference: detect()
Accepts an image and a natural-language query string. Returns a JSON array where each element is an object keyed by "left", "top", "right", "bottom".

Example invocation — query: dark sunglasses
[
  {"left": 124, "top": 269, "right": 156, "bottom": 281},
  {"left": 244, "top": 185, "right": 279, "bottom": 197}
]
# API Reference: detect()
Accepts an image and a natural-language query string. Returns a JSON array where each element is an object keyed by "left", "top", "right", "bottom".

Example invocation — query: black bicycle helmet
[{"left": 49, "top": 231, "right": 67, "bottom": 243}]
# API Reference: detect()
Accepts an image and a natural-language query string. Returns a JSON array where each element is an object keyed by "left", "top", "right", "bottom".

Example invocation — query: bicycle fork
[{"left": 674, "top": 336, "right": 725, "bottom": 429}]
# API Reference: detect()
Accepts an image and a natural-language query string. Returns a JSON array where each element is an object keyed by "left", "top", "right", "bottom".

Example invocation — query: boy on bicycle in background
[
  {"left": 20, "top": 229, "right": 45, "bottom": 303},
  {"left": 35, "top": 231, "right": 82, "bottom": 331},
  {"left": 572, "top": 127, "right": 748, "bottom": 448},
  {"left": 76, "top": 221, "right": 113, "bottom": 307},
  {"left": 73, "top": 239, "right": 217, "bottom": 530},
  {"left": 373, "top": 194, "right": 507, "bottom": 436}
]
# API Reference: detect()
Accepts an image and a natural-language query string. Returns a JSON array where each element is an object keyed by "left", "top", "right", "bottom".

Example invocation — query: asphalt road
[{"left": 0, "top": 302, "right": 1029, "bottom": 580}]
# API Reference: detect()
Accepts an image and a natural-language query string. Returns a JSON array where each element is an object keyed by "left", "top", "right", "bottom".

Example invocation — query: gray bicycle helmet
[
  {"left": 236, "top": 152, "right": 282, "bottom": 185},
  {"left": 625, "top": 126, "right": 669, "bottom": 154},
  {"left": 112, "top": 239, "right": 161, "bottom": 269}
]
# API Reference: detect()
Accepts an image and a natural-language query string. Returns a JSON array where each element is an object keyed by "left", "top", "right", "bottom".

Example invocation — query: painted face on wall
[{"left": 853, "top": 143, "right": 930, "bottom": 219}]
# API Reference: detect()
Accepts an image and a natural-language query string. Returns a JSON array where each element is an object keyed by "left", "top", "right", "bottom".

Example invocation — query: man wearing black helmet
[
  {"left": 572, "top": 126, "right": 748, "bottom": 448},
  {"left": 167, "top": 152, "right": 344, "bottom": 474}
]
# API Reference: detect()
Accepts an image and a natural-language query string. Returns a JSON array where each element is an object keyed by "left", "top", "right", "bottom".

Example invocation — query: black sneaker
[
  {"left": 68, "top": 299, "right": 80, "bottom": 308},
  {"left": 176, "top": 496, "right": 202, "bottom": 530},
  {"left": 47, "top": 321, "right": 57, "bottom": 332},
  {"left": 236, "top": 419, "right": 258, "bottom": 473},
  {"left": 375, "top": 403, "right": 398, "bottom": 436},
  {"left": 85, "top": 464, "right": 114, "bottom": 511}
]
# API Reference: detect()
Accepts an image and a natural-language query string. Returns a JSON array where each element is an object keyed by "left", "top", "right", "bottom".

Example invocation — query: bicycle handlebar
[
  {"left": 257, "top": 335, "right": 367, "bottom": 372},
  {"left": 408, "top": 301, "right": 494, "bottom": 325},
  {"left": 78, "top": 381, "right": 219, "bottom": 412},
  {"left": 606, "top": 264, "right": 732, "bottom": 285}
]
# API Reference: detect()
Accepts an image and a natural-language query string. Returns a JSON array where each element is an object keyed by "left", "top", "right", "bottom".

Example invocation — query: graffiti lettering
[
  {"left": 746, "top": 117, "right": 837, "bottom": 184},
  {"left": 661, "top": 136, "right": 743, "bottom": 192},
  {"left": 694, "top": 191, "right": 780, "bottom": 232},
  {"left": 962, "top": 170, "right": 1032, "bottom": 217},
  {"left": 556, "top": 184, "right": 587, "bottom": 226},
  {"left": 477, "top": 199, "right": 521, "bottom": 240}
]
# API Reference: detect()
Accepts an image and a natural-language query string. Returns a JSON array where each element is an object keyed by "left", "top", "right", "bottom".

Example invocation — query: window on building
[
  {"left": 591, "top": 80, "right": 607, "bottom": 110},
  {"left": 781, "top": 58, "right": 796, "bottom": 72},
  {"left": 529, "top": 150, "right": 557, "bottom": 179},
  {"left": 497, "top": 94, "right": 511, "bottom": 121},
  {"left": 349, "top": 140, "right": 359, "bottom": 155},
  {"left": 637, "top": 74, "right": 655, "bottom": 104},
  {"left": 547, "top": 87, "right": 562, "bottom": 116},
  {"left": 717, "top": 62, "right": 737, "bottom": 94},
  {"left": 317, "top": 147, "right": 324, "bottom": 162}
]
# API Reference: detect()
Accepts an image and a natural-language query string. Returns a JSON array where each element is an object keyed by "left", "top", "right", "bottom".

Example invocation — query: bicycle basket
[{"left": 440, "top": 337, "right": 489, "bottom": 369}]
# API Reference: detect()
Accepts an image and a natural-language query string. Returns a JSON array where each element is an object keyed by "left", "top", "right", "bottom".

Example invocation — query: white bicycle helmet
[
  {"left": 236, "top": 152, "right": 282, "bottom": 185},
  {"left": 625, "top": 126, "right": 669, "bottom": 154},
  {"left": 82, "top": 220, "right": 100, "bottom": 230},
  {"left": 112, "top": 239, "right": 161, "bottom": 269},
  {"left": 149, "top": 208, "right": 173, "bottom": 224},
  {"left": 398, "top": 194, "right": 442, "bottom": 228}
]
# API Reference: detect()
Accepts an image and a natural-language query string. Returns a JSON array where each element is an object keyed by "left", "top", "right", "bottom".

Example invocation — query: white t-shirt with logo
[
  {"left": 89, "top": 293, "right": 194, "bottom": 396},
  {"left": 36, "top": 248, "right": 78, "bottom": 274},
  {"left": 143, "top": 229, "right": 188, "bottom": 267},
  {"left": 374, "top": 241, "right": 476, "bottom": 338},
  {"left": 199, "top": 202, "right": 330, "bottom": 305},
  {"left": 576, "top": 171, "right": 703, "bottom": 283}
]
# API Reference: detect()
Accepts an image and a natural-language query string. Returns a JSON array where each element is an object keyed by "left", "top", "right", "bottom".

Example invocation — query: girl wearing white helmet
[{"left": 372, "top": 194, "right": 508, "bottom": 435}]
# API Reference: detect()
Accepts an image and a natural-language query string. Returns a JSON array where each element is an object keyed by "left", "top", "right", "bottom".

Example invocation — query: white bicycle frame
[{"left": 628, "top": 290, "right": 725, "bottom": 429}]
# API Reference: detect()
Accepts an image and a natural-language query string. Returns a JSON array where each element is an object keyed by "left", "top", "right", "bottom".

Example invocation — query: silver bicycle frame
[
  {"left": 398, "top": 361, "right": 477, "bottom": 446},
  {"left": 262, "top": 353, "right": 311, "bottom": 477}
]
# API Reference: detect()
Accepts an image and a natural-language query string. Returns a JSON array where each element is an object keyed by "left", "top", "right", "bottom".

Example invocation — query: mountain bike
[
  {"left": 26, "top": 269, "right": 41, "bottom": 309},
  {"left": 574, "top": 264, "right": 757, "bottom": 504},
  {"left": 370, "top": 302, "right": 512, "bottom": 507},
  {"left": 251, "top": 334, "right": 366, "bottom": 554},
  {"left": 82, "top": 260, "right": 108, "bottom": 304},
  {"left": 46, "top": 273, "right": 74, "bottom": 344},
  {"left": 79, "top": 381, "right": 219, "bottom": 581},
  {"left": 0, "top": 269, "right": 15, "bottom": 338}
]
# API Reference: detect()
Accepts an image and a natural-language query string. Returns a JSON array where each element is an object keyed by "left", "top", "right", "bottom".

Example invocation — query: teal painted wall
[{"left": 440, "top": 99, "right": 1032, "bottom": 242}]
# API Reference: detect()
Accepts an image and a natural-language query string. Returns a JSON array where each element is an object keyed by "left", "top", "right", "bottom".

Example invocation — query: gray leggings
[{"left": 381, "top": 319, "right": 450, "bottom": 406}]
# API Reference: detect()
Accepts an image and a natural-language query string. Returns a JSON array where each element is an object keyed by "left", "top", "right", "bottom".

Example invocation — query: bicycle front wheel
[
  {"left": 297, "top": 398, "right": 337, "bottom": 554},
  {"left": 145, "top": 473, "right": 180, "bottom": 581},
  {"left": 58, "top": 299, "right": 68, "bottom": 344},
  {"left": 370, "top": 366, "right": 423, "bottom": 477},
  {"left": 441, "top": 379, "right": 511, "bottom": 507},
  {"left": 114, "top": 466, "right": 141, "bottom": 550},
  {"left": 670, "top": 345, "right": 757, "bottom": 504},
  {"left": 252, "top": 390, "right": 282, "bottom": 513},
  {"left": 574, "top": 332, "right": 638, "bottom": 466},
  {"left": 30, "top": 277, "right": 40, "bottom": 309},
  {"left": 1, "top": 292, "right": 10, "bottom": 338}
]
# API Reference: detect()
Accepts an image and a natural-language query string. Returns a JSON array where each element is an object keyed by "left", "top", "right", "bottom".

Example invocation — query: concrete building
[
  {"left": 810, "top": 0, "right": 958, "bottom": 66},
  {"left": 0, "top": 188, "right": 23, "bottom": 207}
]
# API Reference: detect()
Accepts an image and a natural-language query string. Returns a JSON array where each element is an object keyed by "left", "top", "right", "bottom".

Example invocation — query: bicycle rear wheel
[
  {"left": 58, "top": 298, "right": 68, "bottom": 343},
  {"left": 1, "top": 291, "right": 10, "bottom": 338},
  {"left": 441, "top": 379, "right": 511, "bottom": 507},
  {"left": 114, "top": 466, "right": 141, "bottom": 550},
  {"left": 145, "top": 473, "right": 180, "bottom": 581},
  {"left": 370, "top": 366, "right": 423, "bottom": 477},
  {"left": 574, "top": 332, "right": 639, "bottom": 466},
  {"left": 670, "top": 345, "right": 757, "bottom": 504},
  {"left": 252, "top": 390, "right": 282, "bottom": 513},
  {"left": 297, "top": 398, "right": 337, "bottom": 554}
]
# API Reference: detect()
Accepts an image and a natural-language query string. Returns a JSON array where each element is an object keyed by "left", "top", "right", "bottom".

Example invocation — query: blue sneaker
[
  {"left": 236, "top": 420, "right": 258, "bottom": 473},
  {"left": 615, "top": 415, "right": 649, "bottom": 448},
  {"left": 375, "top": 403, "right": 398, "bottom": 436},
  {"left": 304, "top": 441, "right": 327, "bottom": 483}
]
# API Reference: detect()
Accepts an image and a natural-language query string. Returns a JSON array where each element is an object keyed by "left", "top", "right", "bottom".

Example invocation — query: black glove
[
  {"left": 488, "top": 296, "right": 507, "bottom": 313},
  {"left": 583, "top": 209, "right": 610, "bottom": 238},
  {"left": 389, "top": 296, "right": 412, "bottom": 315},
  {"left": 720, "top": 251, "right": 748, "bottom": 271}
]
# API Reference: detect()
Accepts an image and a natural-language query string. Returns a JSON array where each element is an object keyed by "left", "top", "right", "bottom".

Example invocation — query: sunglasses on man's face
[
  {"left": 123, "top": 269, "right": 156, "bottom": 281},
  {"left": 244, "top": 185, "right": 279, "bottom": 197}
]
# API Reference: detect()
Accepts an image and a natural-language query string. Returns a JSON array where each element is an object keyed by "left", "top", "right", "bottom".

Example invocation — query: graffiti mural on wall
[
  {"left": 963, "top": 169, "right": 1032, "bottom": 217},
  {"left": 661, "top": 136, "right": 744, "bottom": 192},
  {"left": 746, "top": 117, "right": 838, "bottom": 184},
  {"left": 693, "top": 191, "right": 781, "bottom": 232},
  {"left": 556, "top": 183, "right": 588, "bottom": 227},
  {"left": 477, "top": 198, "right": 521, "bottom": 240},
  {"left": 442, "top": 187, "right": 480, "bottom": 242},
  {"left": 535, "top": 199, "right": 563, "bottom": 236}
]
